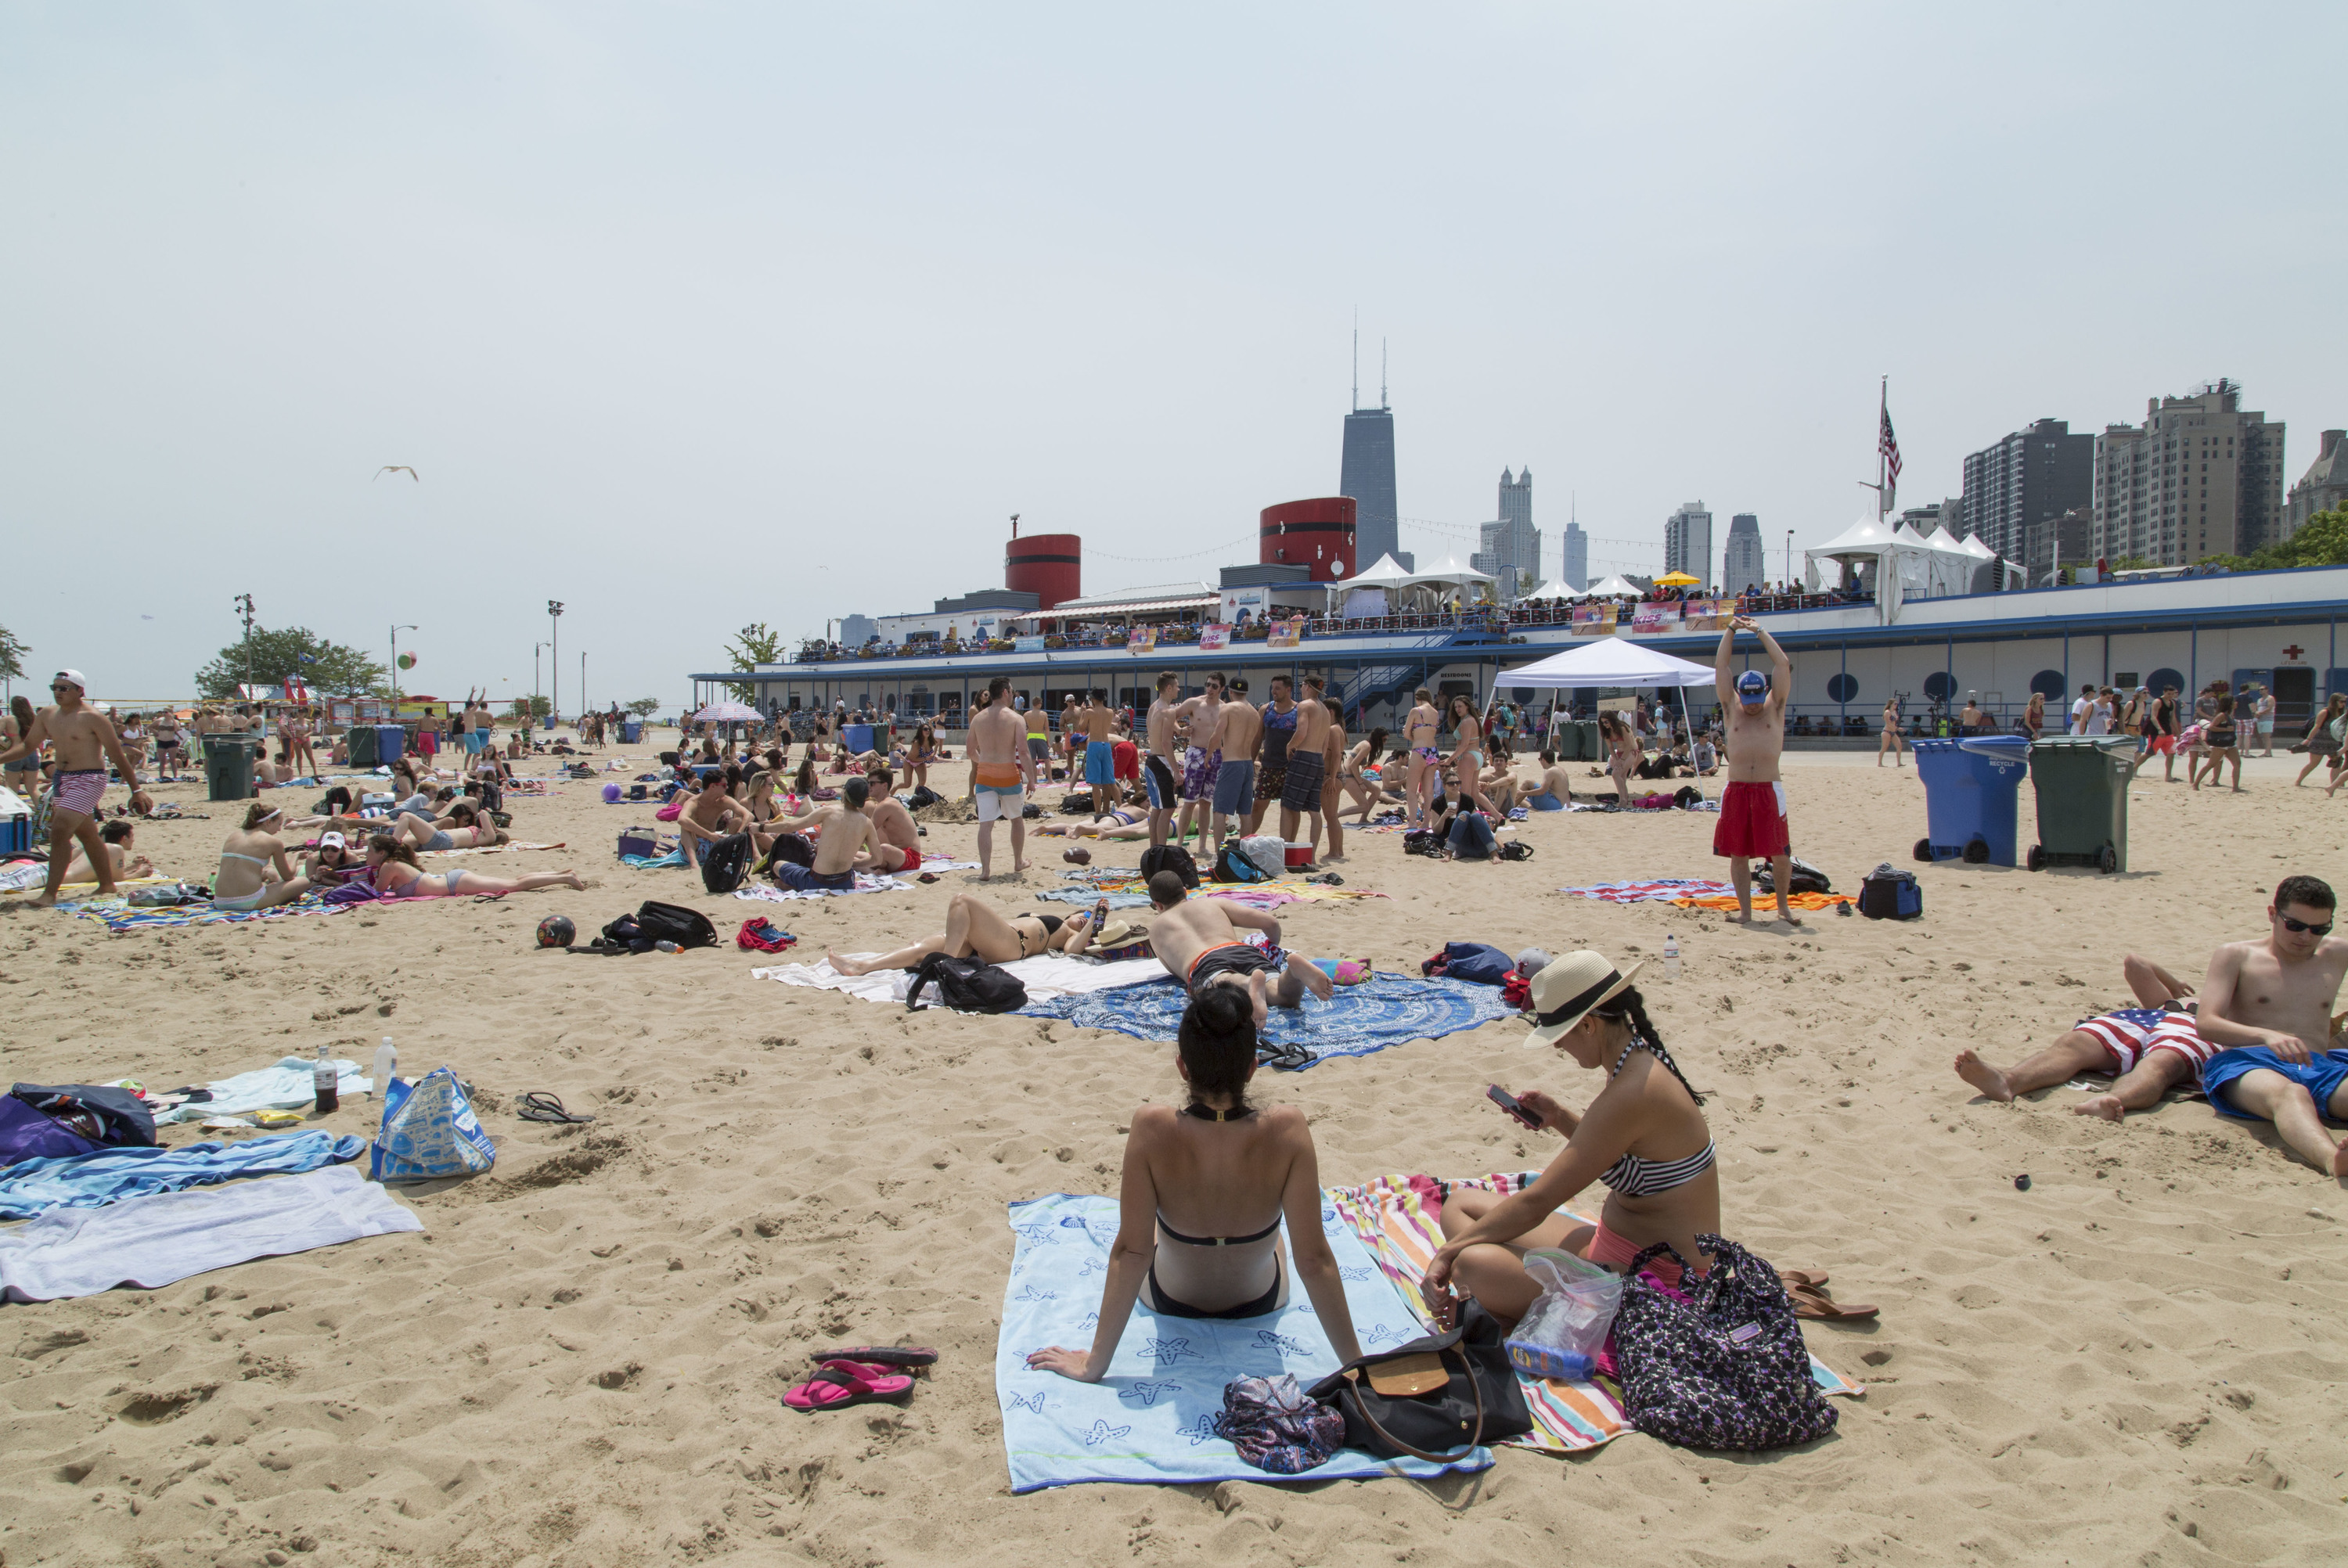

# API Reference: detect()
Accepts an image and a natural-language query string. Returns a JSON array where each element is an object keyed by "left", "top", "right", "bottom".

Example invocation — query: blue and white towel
[
  {"left": 996, "top": 1192, "right": 1493, "bottom": 1493},
  {"left": 1017, "top": 973, "right": 1515, "bottom": 1066},
  {"left": 154, "top": 1057, "right": 373, "bottom": 1123},
  {"left": 0, "top": 1131, "right": 369, "bottom": 1221}
]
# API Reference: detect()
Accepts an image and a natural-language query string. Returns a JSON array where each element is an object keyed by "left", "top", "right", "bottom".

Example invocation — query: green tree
[
  {"left": 0, "top": 623, "right": 27, "bottom": 688},
  {"left": 723, "top": 622, "right": 785, "bottom": 698},
  {"left": 510, "top": 695, "right": 551, "bottom": 719},
  {"left": 2196, "top": 508, "right": 2348, "bottom": 574},
  {"left": 626, "top": 696, "right": 664, "bottom": 718},
  {"left": 194, "top": 626, "right": 387, "bottom": 699}
]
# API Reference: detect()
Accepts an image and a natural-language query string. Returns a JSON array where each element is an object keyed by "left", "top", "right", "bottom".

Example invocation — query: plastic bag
[
  {"left": 370, "top": 1066, "right": 496, "bottom": 1183},
  {"left": 1505, "top": 1247, "right": 1623, "bottom": 1379}
]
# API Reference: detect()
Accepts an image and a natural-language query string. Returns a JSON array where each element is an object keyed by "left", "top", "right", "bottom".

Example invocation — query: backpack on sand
[
  {"left": 1757, "top": 856, "right": 1833, "bottom": 896},
  {"left": 1138, "top": 843, "right": 1199, "bottom": 890},
  {"left": 1856, "top": 864, "right": 1921, "bottom": 920},
  {"left": 636, "top": 901, "right": 718, "bottom": 949},
  {"left": 1238, "top": 834, "right": 1287, "bottom": 880},
  {"left": 905, "top": 953, "right": 1028, "bottom": 1013},
  {"left": 1609, "top": 1233, "right": 1838, "bottom": 1452},
  {"left": 700, "top": 832, "right": 753, "bottom": 894},
  {"left": 1212, "top": 841, "right": 1269, "bottom": 883}
]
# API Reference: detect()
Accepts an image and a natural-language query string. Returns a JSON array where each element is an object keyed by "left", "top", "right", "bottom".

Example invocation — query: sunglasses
[{"left": 2280, "top": 915, "right": 2333, "bottom": 935}]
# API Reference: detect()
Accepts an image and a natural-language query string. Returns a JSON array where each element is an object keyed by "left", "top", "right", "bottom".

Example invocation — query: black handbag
[
  {"left": 1609, "top": 1233, "right": 1838, "bottom": 1451},
  {"left": 1306, "top": 1304, "right": 1532, "bottom": 1462}
]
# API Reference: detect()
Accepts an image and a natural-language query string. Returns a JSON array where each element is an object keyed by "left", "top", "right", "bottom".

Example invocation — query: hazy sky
[{"left": 5, "top": 3, "right": 2343, "bottom": 707}]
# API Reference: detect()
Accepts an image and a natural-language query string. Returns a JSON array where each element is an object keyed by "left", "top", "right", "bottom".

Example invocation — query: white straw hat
[{"left": 1523, "top": 950, "right": 1644, "bottom": 1048}]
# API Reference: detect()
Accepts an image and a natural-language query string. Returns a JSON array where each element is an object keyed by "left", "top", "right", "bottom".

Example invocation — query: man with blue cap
[{"left": 1713, "top": 617, "right": 1799, "bottom": 924}]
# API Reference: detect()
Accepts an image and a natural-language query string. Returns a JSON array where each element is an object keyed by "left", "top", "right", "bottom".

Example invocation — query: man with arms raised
[
  {"left": 1140, "top": 671, "right": 1183, "bottom": 848},
  {"left": 971, "top": 676, "right": 1030, "bottom": 880},
  {"left": 0, "top": 670, "right": 152, "bottom": 907},
  {"left": 1278, "top": 674, "right": 1331, "bottom": 848},
  {"left": 1209, "top": 678, "right": 1260, "bottom": 858},
  {"left": 1141, "top": 870, "right": 1332, "bottom": 1027},
  {"left": 1712, "top": 617, "right": 1799, "bottom": 926},
  {"left": 2188, "top": 875, "right": 2348, "bottom": 1176},
  {"left": 1245, "top": 674, "right": 1297, "bottom": 837}
]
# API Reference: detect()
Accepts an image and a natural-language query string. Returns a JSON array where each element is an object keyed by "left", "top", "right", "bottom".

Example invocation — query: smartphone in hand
[{"left": 1486, "top": 1083, "right": 1541, "bottom": 1129}]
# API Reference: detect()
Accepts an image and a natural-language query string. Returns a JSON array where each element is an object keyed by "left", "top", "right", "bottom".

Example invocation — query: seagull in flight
[{"left": 374, "top": 466, "right": 419, "bottom": 482}]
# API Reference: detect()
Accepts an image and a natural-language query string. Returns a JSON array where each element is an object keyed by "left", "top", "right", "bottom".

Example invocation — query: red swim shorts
[
  {"left": 1111, "top": 740, "right": 1140, "bottom": 781},
  {"left": 891, "top": 844, "right": 922, "bottom": 872},
  {"left": 2148, "top": 735, "right": 2175, "bottom": 755},
  {"left": 1712, "top": 779, "right": 1790, "bottom": 859}
]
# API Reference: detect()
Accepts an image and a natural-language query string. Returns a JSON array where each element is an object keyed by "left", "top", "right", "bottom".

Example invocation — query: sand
[{"left": 2, "top": 737, "right": 2344, "bottom": 1567}]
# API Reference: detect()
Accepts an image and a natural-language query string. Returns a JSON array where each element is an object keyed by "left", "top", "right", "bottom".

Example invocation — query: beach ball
[
  {"left": 536, "top": 914, "right": 576, "bottom": 949},
  {"left": 601, "top": 782, "right": 621, "bottom": 802}
]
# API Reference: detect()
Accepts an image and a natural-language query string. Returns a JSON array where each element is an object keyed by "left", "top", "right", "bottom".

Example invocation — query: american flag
[{"left": 1878, "top": 391, "right": 1902, "bottom": 511}]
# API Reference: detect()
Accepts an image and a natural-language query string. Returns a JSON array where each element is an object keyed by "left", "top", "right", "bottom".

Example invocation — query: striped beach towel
[{"left": 1325, "top": 1171, "right": 1860, "bottom": 1452}]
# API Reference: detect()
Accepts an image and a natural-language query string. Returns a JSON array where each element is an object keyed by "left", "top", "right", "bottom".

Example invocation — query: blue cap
[{"left": 1735, "top": 670, "right": 1769, "bottom": 699}]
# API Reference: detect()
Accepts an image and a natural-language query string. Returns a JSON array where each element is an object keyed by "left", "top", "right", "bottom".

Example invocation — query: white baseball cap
[{"left": 52, "top": 669, "right": 88, "bottom": 691}]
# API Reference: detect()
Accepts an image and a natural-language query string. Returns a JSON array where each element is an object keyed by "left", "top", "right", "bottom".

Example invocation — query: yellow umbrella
[{"left": 1655, "top": 570, "right": 1702, "bottom": 587}]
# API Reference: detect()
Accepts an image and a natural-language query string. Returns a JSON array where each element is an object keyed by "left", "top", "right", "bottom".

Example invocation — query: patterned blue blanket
[{"left": 1017, "top": 973, "right": 1514, "bottom": 1066}]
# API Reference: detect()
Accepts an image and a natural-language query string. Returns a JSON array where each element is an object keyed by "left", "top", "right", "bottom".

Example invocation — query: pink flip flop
[{"left": 783, "top": 1364, "right": 916, "bottom": 1413}]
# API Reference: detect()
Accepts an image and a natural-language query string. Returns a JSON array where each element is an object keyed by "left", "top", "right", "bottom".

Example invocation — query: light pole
[
  {"left": 235, "top": 594, "right": 257, "bottom": 696},
  {"left": 580, "top": 651, "right": 586, "bottom": 730},
  {"left": 391, "top": 624, "right": 417, "bottom": 710},
  {"left": 534, "top": 642, "right": 549, "bottom": 720},
  {"left": 547, "top": 601, "right": 565, "bottom": 723},
  {"left": 1784, "top": 531, "right": 1795, "bottom": 589}
]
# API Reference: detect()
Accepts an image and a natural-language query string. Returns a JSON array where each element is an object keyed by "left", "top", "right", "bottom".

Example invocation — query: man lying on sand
[
  {"left": 826, "top": 892, "right": 1107, "bottom": 975},
  {"left": 1953, "top": 954, "right": 2202, "bottom": 1113},
  {"left": 1033, "top": 805, "right": 1151, "bottom": 839},
  {"left": 2189, "top": 874, "right": 2348, "bottom": 1177},
  {"left": 1141, "top": 870, "right": 1331, "bottom": 1027}
]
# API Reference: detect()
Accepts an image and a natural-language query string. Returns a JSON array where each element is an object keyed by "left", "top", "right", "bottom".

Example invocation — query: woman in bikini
[
  {"left": 283, "top": 707, "right": 318, "bottom": 779},
  {"left": 1422, "top": 950, "right": 1722, "bottom": 1318},
  {"left": 906, "top": 725, "right": 940, "bottom": 793},
  {"left": 2196, "top": 696, "right": 2243, "bottom": 793},
  {"left": 1447, "top": 695, "right": 1500, "bottom": 818},
  {"left": 1336, "top": 726, "right": 1388, "bottom": 825},
  {"left": 1401, "top": 689, "right": 1442, "bottom": 829},
  {"left": 2298, "top": 694, "right": 2346, "bottom": 786},
  {"left": 211, "top": 803, "right": 315, "bottom": 912},
  {"left": 1035, "top": 804, "right": 1151, "bottom": 839},
  {"left": 391, "top": 800, "right": 508, "bottom": 854},
  {"left": 826, "top": 894, "right": 1108, "bottom": 976},
  {"left": 363, "top": 834, "right": 582, "bottom": 898},
  {"left": 1878, "top": 696, "right": 1906, "bottom": 765},
  {"left": 1599, "top": 712, "right": 1640, "bottom": 804},
  {"left": 301, "top": 831, "right": 369, "bottom": 886},
  {"left": 1026, "top": 985, "right": 1363, "bottom": 1379}
]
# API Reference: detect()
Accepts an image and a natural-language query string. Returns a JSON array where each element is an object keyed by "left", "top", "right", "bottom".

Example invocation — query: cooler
[
  {"left": 2027, "top": 736, "right": 2136, "bottom": 872},
  {"left": 1910, "top": 735, "right": 2030, "bottom": 866}
]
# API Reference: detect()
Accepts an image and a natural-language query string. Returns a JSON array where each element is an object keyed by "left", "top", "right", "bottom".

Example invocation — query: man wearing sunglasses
[
  {"left": 2191, "top": 875, "right": 2348, "bottom": 1176},
  {"left": 0, "top": 670, "right": 153, "bottom": 908}
]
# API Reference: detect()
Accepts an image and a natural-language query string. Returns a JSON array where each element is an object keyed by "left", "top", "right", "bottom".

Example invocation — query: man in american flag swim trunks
[{"left": 1952, "top": 954, "right": 2213, "bottom": 1117}]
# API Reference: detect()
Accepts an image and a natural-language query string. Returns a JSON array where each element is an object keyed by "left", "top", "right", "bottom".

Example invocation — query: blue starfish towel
[
  {"left": 995, "top": 1192, "right": 1493, "bottom": 1492},
  {"left": 1017, "top": 973, "right": 1514, "bottom": 1066}
]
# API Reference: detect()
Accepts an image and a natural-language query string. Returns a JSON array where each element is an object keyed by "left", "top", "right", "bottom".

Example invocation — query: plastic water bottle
[
  {"left": 372, "top": 1036, "right": 398, "bottom": 1097},
  {"left": 312, "top": 1043, "right": 339, "bottom": 1114},
  {"left": 1663, "top": 933, "right": 1680, "bottom": 980},
  {"left": 655, "top": 940, "right": 681, "bottom": 953}
]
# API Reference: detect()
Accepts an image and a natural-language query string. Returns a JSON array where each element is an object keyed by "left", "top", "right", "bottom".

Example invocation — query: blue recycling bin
[
  {"left": 621, "top": 719, "right": 643, "bottom": 744},
  {"left": 1912, "top": 735, "right": 2031, "bottom": 866},
  {"left": 374, "top": 725, "right": 406, "bottom": 764},
  {"left": 842, "top": 723, "right": 875, "bottom": 755}
]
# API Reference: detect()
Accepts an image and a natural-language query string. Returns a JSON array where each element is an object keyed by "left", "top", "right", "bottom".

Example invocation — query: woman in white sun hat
[{"left": 1421, "top": 949, "right": 1720, "bottom": 1326}]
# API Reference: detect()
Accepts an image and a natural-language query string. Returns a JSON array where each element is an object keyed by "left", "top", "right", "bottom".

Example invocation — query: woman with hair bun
[
  {"left": 1025, "top": 986, "right": 1363, "bottom": 1382},
  {"left": 1423, "top": 948, "right": 1721, "bottom": 1325}
]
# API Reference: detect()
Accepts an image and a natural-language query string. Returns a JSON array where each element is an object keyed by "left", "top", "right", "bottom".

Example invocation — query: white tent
[
  {"left": 1583, "top": 574, "right": 1642, "bottom": 597},
  {"left": 1508, "top": 638, "right": 1719, "bottom": 689},
  {"left": 1524, "top": 578, "right": 1579, "bottom": 602},
  {"left": 1400, "top": 552, "right": 1496, "bottom": 589},
  {"left": 1335, "top": 552, "right": 1417, "bottom": 590}
]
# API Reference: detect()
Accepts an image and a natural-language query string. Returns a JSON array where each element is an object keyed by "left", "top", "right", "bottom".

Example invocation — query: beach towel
[
  {"left": 60, "top": 892, "right": 355, "bottom": 933},
  {"left": 752, "top": 951, "right": 1165, "bottom": 1007},
  {"left": 437, "top": 840, "right": 565, "bottom": 857},
  {"left": 0, "top": 1163, "right": 422, "bottom": 1303},
  {"left": 153, "top": 1056, "right": 373, "bottom": 1123},
  {"left": 1017, "top": 972, "right": 1514, "bottom": 1065},
  {"left": 1326, "top": 1171, "right": 1862, "bottom": 1453},
  {"left": 0, "top": 1130, "right": 369, "bottom": 1221},
  {"left": 1557, "top": 878, "right": 1736, "bottom": 904},
  {"left": 1669, "top": 890, "right": 1852, "bottom": 912},
  {"left": 1037, "top": 876, "right": 1383, "bottom": 912},
  {"left": 732, "top": 872, "right": 913, "bottom": 902},
  {"left": 620, "top": 849, "right": 689, "bottom": 869},
  {"left": 996, "top": 1192, "right": 1494, "bottom": 1493}
]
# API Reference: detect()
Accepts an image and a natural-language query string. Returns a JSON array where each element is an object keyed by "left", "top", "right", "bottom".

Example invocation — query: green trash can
[
  {"left": 1568, "top": 718, "right": 1601, "bottom": 761},
  {"left": 347, "top": 725, "right": 380, "bottom": 768},
  {"left": 203, "top": 735, "right": 259, "bottom": 802},
  {"left": 2026, "top": 736, "right": 2137, "bottom": 872}
]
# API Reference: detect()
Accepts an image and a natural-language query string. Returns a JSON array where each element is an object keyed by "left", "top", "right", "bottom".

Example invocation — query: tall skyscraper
[
  {"left": 1722, "top": 512, "right": 1764, "bottom": 595},
  {"left": 2093, "top": 383, "right": 2285, "bottom": 566},
  {"left": 1338, "top": 336, "right": 1405, "bottom": 570},
  {"left": 1472, "top": 467, "right": 1542, "bottom": 598},
  {"left": 1563, "top": 504, "right": 1587, "bottom": 590},
  {"left": 1664, "top": 501, "right": 1713, "bottom": 584},
  {"left": 1962, "top": 418, "right": 2095, "bottom": 566}
]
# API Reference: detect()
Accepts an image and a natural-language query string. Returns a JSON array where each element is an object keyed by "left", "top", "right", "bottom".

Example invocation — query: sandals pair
[
  {"left": 1783, "top": 1271, "right": 1878, "bottom": 1322},
  {"left": 782, "top": 1346, "right": 938, "bottom": 1414}
]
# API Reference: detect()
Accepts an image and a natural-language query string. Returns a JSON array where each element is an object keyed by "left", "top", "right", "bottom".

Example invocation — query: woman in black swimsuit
[
  {"left": 2197, "top": 696, "right": 2243, "bottom": 793},
  {"left": 1027, "top": 987, "right": 1364, "bottom": 1380}
]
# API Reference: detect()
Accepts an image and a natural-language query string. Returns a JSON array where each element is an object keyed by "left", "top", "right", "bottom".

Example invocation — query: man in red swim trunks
[{"left": 1712, "top": 616, "right": 1798, "bottom": 926}]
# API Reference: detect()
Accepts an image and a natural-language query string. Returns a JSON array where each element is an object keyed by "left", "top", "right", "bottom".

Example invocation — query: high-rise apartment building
[
  {"left": 1664, "top": 502, "right": 1713, "bottom": 585},
  {"left": 1471, "top": 467, "right": 1542, "bottom": 597},
  {"left": 2288, "top": 430, "right": 2348, "bottom": 534},
  {"left": 1961, "top": 419, "right": 2094, "bottom": 568},
  {"left": 1721, "top": 513, "right": 1765, "bottom": 595},
  {"left": 2093, "top": 381, "right": 2285, "bottom": 566},
  {"left": 1562, "top": 517, "right": 1587, "bottom": 590}
]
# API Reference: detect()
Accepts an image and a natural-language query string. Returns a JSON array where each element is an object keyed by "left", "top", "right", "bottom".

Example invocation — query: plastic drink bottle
[
  {"left": 1663, "top": 933, "right": 1680, "bottom": 980},
  {"left": 312, "top": 1044, "right": 339, "bottom": 1113},
  {"left": 372, "top": 1037, "right": 398, "bottom": 1096}
]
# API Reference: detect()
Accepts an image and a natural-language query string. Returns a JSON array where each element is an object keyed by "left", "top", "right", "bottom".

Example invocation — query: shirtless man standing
[
  {"left": 1023, "top": 696, "right": 1054, "bottom": 794},
  {"left": 676, "top": 772, "right": 751, "bottom": 868},
  {"left": 1712, "top": 617, "right": 1799, "bottom": 926},
  {"left": 2184, "top": 876, "right": 2348, "bottom": 1175},
  {"left": 1210, "top": 678, "right": 1261, "bottom": 857},
  {"left": 0, "top": 670, "right": 152, "bottom": 906},
  {"left": 1172, "top": 672, "right": 1229, "bottom": 847},
  {"left": 1141, "top": 870, "right": 1332, "bottom": 1027},
  {"left": 971, "top": 677, "right": 1031, "bottom": 880},
  {"left": 1279, "top": 675, "right": 1331, "bottom": 847},
  {"left": 1402, "top": 688, "right": 1443, "bottom": 828},
  {"left": 1080, "top": 691, "right": 1120, "bottom": 811},
  {"left": 1142, "top": 672, "right": 1183, "bottom": 848},
  {"left": 1246, "top": 674, "right": 1298, "bottom": 837}
]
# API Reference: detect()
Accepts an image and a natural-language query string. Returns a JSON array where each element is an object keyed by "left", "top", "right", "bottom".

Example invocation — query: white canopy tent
[
  {"left": 1508, "top": 638, "right": 1719, "bottom": 690},
  {"left": 1583, "top": 574, "right": 1643, "bottom": 597},
  {"left": 1524, "top": 578, "right": 1580, "bottom": 602},
  {"left": 1399, "top": 553, "right": 1497, "bottom": 590},
  {"left": 1334, "top": 552, "right": 1417, "bottom": 591}
]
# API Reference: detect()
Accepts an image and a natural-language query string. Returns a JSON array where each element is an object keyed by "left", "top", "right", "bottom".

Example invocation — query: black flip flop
[
  {"left": 810, "top": 1344, "right": 938, "bottom": 1368},
  {"left": 516, "top": 1091, "right": 595, "bottom": 1124}
]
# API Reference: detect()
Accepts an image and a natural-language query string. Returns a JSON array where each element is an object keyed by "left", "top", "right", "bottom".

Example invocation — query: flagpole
[{"left": 1878, "top": 376, "right": 1889, "bottom": 520}]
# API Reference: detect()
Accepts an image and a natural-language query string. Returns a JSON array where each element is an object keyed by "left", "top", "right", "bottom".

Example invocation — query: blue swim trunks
[
  {"left": 2199, "top": 1045, "right": 2348, "bottom": 1122},
  {"left": 1086, "top": 739, "right": 1115, "bottom": 789},
  {"left": 1529, "top": 791, "right": 1565, "bottom": 811}
]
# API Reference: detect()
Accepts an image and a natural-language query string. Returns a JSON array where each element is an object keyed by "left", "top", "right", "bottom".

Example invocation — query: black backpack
[
  {"left": 637, "top": 900, "right": 718, "bottom": 949},
  {"left": 1403, "top": 829, "right": 1446, "bottom": 858},
  {"left": 700, "top": 832, "right": 753, "bottom": 894},
  {"left": 1857, "top": 864, "right": 1922, "bottom": 920},
  {"left": 1212, "top": 841, "right": 1269, "bottom": 883},
  {"left": 1138, "top": 843, "right": 1200, "bottom": 889},
  {"left": 1060, "top": 790, "right": 1094, "bottom": 815},
  {"left": 1610, "top": 1234, "right": 1838, "bottom": 1451},
  {"left": 905, "top": 953, "right": 1028, "bottom": 1013},
  {"left": 755, "top": 833, "right": 816, "bottom": 878},
  {"left": 1756, "top": 855, "right": 1833, "bottom": 895},
  {"left": 906, "top": 785, "right": 942, "bottom": 810}
]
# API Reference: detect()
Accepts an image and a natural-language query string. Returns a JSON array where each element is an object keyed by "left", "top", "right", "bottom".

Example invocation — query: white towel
[
  {"left": 751, "top": 951, "right": 1165, "bottom": 1006},
  {"left": 0, "top": 1164, "right": 423, "bottom": 1302}
]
